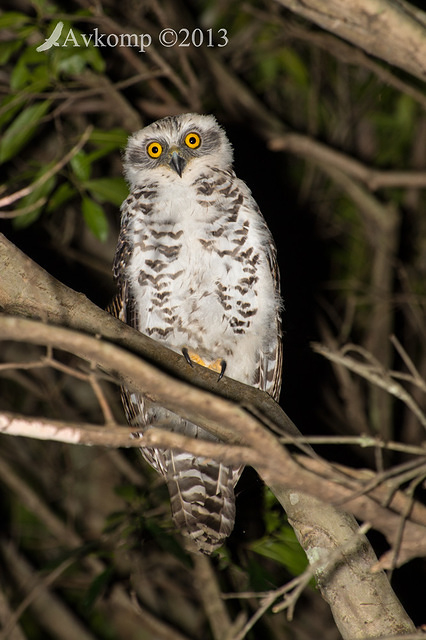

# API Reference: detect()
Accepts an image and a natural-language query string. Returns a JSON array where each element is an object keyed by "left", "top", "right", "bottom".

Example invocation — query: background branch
[{"left": 274, "top": 0, "right": 426, "bottom": 81}]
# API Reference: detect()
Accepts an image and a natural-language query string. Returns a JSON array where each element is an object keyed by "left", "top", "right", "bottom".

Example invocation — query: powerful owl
[{"left": 112, "top": 113, "right": 282, "bottom": 554}]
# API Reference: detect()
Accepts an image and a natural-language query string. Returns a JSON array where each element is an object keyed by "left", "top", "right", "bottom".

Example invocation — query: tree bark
[{"left": 274, "top": 490, "right": 415, "bottom": 639}]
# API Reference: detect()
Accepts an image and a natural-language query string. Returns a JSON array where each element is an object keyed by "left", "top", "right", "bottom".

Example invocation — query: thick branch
[
  {"left": 271, "top": 491, "right": 415, "bottom": 639},
  {"left": 0, "top": 233, "right": 298, "bottom": 440},
  {"left": 274, "top": 0, "right": 426, "bottom": 82}
]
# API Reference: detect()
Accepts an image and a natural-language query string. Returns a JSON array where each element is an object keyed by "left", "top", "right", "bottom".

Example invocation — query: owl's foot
[
  {"left": 182, "top": 348, "right": 226, "bottom": 382},
  {"left": 182, "top": 347, "right": 206, "bottom": 368}
]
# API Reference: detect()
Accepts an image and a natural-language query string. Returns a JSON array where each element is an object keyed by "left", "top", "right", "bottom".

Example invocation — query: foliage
[
  {"left": 250, "top": 490, "right": 310, "bottom": 579},
  {"left": 0, "top": 10, "right": 126, "bottom": 240}
]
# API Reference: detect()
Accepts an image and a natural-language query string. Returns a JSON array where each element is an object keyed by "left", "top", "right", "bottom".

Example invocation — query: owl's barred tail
[{"left": 166, "top": 451, "right": 237, "bottom": 555}]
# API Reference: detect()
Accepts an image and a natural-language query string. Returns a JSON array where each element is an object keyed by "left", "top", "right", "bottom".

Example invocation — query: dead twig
[{"left": 312, "top": 342, "right": 426, "bottom": 429}]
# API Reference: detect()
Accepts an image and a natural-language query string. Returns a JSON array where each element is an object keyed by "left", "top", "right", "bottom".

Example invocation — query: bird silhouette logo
[{"left": 36, "top": 22, "right": 64, "bottom": 52}]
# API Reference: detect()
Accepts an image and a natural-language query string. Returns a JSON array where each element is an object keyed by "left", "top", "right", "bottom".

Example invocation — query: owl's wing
[
  {"left": 108, "top": 289, "right": 171, "bottom": 477},
  {"left": 229, "top": 176, "right": 282, "bottom": 402},
  {"left": 263, "top": 239, "right": 283, "bottom": 402},
  {"left": 111, "top": 219, "right": 140, "bottom": 330},
  {"left": 243, "top": 204, "right": 282, "bottom": 403},
  {"left": 108, "top": 229, "right": 149, "bottom": 437},
  {"left": 107, "top": 289, "right": 144, "bottom": 419}
]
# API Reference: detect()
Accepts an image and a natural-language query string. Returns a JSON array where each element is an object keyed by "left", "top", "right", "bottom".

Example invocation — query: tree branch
[
  {"left": 0, "top": 233, "right": 298, "bottom": 441},
  {"left": 269, "top": 133, "right": 426, "bottom": 191},
  {"left": 273, "top": 0, "right": 426, "bottom": 82}
]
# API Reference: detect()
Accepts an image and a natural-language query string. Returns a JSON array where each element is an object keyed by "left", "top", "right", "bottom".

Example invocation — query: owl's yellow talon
[
  {"left": 182, "top": 347, "right": 207, "bottom": 367},
  {"left": 182, "top": 349, "right": 226, "bottom": 381}
]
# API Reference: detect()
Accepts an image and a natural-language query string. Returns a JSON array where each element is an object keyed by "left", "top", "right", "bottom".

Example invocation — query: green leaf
[
  {"left": 114, "top": 484, "right": 140, "bottom": 502},
  {"left": 250, "top": 526, "right": 309, "bottom": 578},
  {"left": 84, "top": 131, "right": 128, "bottom": 165},
  {"left": 12, "top": 207, "right": 42, "bottom": 230},
  {"left": 84, "top": 567, "right": 114, "bottom": 611},
  {"left": 0, "top": 11, "right": 30, "bottom": 28},
  {"left": 278, "top": 48, "right": 308, "bottom": 86},
  {"left": 81, "top": 196, "right": 109, "bottom": 242},
  {"left": 102, "top": 510, "right": 128, "bottom": 535},
  {"left": 144, "top": 519, "right": 192, "bottom": 566},
  {"left": 0, "top": 95, "right": 24, "bottom": 128},
  {"left": 10, "top": 45, "right": 48, "bottom": 91},
  {"left": 84, "top": 177, "right": 128, "bottom": 206},
  {"left": 0, "top": 40, "right": 23, "bottom": 65},
  {"left": 70, "top": 150, "right": 91, "bottom": 181},
  {"left": 10, "top": 56, "right": 31, "bottom": 90},
  {"left": 31, "top": 0, "right": 56, "bottom": 11},
  {"left": 246, "top": 556, "right": 276, "bottom": 593},
  {"left": 47, "top": 182, "right": 76, "bottom": 212},
  {"left": 0, "top": 100, "right": 51, "bottom": 164},
  {"left": 89, "top": 128, "right": 128, "bottom": 148},
  {"left": 80, "top": 43, "right": 105, "bottom": 74},
  {"left": 47, "top": 23, "right": 106, "bottom": 75},
  {"left": 13, "top": 173, "right": 56, "bottom": 229},
  {"left": 57, "top": 53, "right": 90, "bottom": 76},
  {"left": 395, "top": 94, "right": 415, "bottom": 131}
]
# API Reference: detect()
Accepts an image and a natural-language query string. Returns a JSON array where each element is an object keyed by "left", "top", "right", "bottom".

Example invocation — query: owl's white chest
[{"left": 125, "top": 172, "right": 278, "bottom": 385}]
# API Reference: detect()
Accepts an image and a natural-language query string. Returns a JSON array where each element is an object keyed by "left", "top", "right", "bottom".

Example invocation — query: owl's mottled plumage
[{"left": 112, "top": 113, "right": 282, "bottom": 554}]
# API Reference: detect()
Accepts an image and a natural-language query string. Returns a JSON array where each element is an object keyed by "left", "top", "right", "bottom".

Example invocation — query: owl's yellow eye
[
  {"left": 185, "top": 132, "right": 201, "bottom": 149},
  {"left": 147, "top": 141, "right": 163, "bottom": 158}
]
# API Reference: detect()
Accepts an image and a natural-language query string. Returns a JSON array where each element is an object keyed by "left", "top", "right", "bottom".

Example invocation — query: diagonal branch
[
  {"left": 312, "top": 342, "right": 426, "bottom": 429},
  {"left": 0, "top": 126, "right": 93, "bottom": 211},
  {"left": 0, "top": 233, "right": 298, "bottom": 440}
]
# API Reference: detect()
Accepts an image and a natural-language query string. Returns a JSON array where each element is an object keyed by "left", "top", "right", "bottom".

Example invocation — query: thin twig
[
  {"left": 277, "top": 435, "right": 426, "bottom": 457},
  {"left": 1, "top": 316, "right": 426, "bottom": 566},
  {"left": 230, "top": 523, "right": 372, "bottom": 640},
  {"left": 312, "top": 342, "right": 426, "bottom": 429},
  {"left": 192, "top": 554, "right": 234, "bottom": 640},
  {"left": 388, "top": 473, "right": 426, "bottom": 573},
  {"left": 0, "top": 556, "right": 76, "bottom": 640},
  {"left": 88, "top": 373, "right": 117, "bottom": 425},
  {"left": 0, "top": 125, "right": 93, "bottom": 209},
  {"left": 0, "top": 197, "right": 47, "bottom": 219}
]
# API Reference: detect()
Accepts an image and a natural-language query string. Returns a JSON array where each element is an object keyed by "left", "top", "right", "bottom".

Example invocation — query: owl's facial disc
[{"left": 169, "top": 150, "right": 187, "bottom": 177}]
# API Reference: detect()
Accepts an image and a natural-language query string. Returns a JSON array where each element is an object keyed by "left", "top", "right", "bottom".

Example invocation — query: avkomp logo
[{"left": 36, "top": 21, "right": 64, "bottom": 52}]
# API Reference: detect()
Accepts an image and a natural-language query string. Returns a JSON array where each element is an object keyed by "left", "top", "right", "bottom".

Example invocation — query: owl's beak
[{"left": 169, "top": 151, "right": 186, "bottom": 177}]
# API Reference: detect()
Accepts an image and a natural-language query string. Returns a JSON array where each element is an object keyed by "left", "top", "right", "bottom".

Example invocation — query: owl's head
[{"left": 123, "top": 113, "right": 233, "bottom": 186}]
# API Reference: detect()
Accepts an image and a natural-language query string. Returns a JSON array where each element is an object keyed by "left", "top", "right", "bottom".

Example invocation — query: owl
[{"left": 111, "top": 113, "right": 282, "bottom": 554}]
